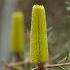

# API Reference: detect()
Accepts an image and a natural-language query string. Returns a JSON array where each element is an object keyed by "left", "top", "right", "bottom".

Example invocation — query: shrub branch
[{"left": 1, "top": 60, "right": 70, "bottom": 70}]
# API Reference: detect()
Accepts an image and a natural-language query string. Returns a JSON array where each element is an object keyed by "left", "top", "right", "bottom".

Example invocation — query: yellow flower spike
[
  {"left": 11, "top": 12, "right": 24, "bottom": 53},
  {"left": 30, "top": 5, "right": 48, "bottom": 64}
]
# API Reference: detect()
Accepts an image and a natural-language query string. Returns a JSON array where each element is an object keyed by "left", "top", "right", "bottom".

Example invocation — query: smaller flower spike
[
  {"left": 11, "top": 12, "right": 24, "bottom": 53},
  {"left": 30, "top": 5, "right": 48, "bottom": 65}
]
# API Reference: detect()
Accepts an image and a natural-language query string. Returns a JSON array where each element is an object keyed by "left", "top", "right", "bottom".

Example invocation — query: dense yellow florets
[
  {"left": 11, "top": 12, "right": 24, "bottom": 53},
  {"left": 30, "top": 5, "right": 48, "bottom": 64}
]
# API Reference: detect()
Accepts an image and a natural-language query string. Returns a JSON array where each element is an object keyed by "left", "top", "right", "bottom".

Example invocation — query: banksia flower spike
[
  {"left": 30, "top": 5, "right": 48, "bottom": 66},
  {"left": 11, "top": 12, "right": 24, "bottom": 54}
]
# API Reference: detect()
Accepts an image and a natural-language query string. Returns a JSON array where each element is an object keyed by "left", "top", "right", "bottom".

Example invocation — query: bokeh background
[{"left": 0, "top": 0, "right": 70, "bottom": 70}]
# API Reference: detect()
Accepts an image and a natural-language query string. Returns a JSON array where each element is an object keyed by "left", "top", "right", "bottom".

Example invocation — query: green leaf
[
  {"left": 65, "top": 1, "right": 70, "bottom": 5},
  {"left": 66, "top": 15, "right": 70, "bottom": 18},
  {"left": 58, "top": 50, "right": 69, "bottom": 63},
  {"left": 47, "top": 26, "right": 53, "bottom": 32},
  {"left": 66, "top": 7, "right": 70, "bottom": 11},
  {"left": 65, "top": 50, "right": 69, "bottom": 62},
  {"left": 59, "top": 67, "right": 66, "bottom": 70}
]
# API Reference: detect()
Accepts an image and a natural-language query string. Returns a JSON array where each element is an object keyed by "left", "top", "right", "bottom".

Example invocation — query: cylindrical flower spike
[
  {"left": 11, "top": 12, "right": 24, "bottom": 53},
  {"left": 30, "top": 5, "right": 48, "bottom": 65}
]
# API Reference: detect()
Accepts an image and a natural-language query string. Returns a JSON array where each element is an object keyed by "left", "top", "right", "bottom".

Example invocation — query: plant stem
[
  {"left": 32, "top": 65, "right": 48, "bottom": 70},
  {"left": 15, "top": 53, "right": 22, "bottom": 62}
]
